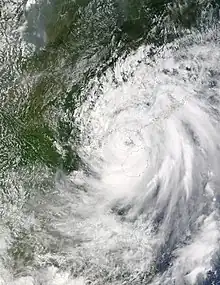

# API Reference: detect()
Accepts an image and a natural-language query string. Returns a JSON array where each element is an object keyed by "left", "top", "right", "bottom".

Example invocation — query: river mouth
[{"left": 0, "top": 1, "right": 220, "bottom": 285}]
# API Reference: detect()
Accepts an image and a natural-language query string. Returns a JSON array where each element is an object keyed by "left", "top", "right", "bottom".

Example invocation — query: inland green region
[{"left": 1, "top": 0, "right": 218, "bottom": 174}]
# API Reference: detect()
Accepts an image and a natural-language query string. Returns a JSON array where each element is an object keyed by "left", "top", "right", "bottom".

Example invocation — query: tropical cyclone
[
  {"left": 0, "top": 10, "right": 220, "bottom": 285},
  {"left": 74, "top": 27, "right": 220, "bottom": 285}
]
